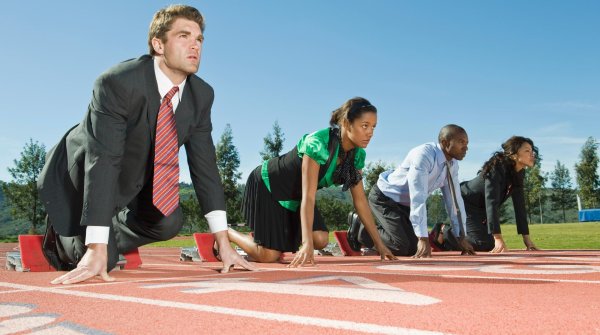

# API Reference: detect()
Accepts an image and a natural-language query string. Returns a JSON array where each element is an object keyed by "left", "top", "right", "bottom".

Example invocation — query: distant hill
[
  {"left": 0, "top": 182, "right": 31, "bottom": 239},
  {"left": 0, "top": 180, "right": 578, "bottom": 241}
]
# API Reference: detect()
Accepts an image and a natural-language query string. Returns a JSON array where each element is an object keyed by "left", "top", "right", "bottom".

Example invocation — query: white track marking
[
  {"left": 0, "top": 314, "right": 57, "bottom": 335},
  {"left": 144, "top": 276, "right": 440, "bottom": 305},
  {"left": 0, "top": 303, "right": 34, "bottom": 317},
  {"left": 378, "top": 262, "right": 600, "bottom": 275},
  {"left": 479, "top": 264, "right": 600, "bottom": 275},
  {"left": 378, "top": 262, "right": 484, "bottom": 271},
  {"left": 0, "top": 282, "right": 449, "bottom": 335}
]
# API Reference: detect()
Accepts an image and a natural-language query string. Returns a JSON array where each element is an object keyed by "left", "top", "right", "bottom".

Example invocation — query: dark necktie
[{"left": 153, "top": 86, "right": 179, "bottom": 216}]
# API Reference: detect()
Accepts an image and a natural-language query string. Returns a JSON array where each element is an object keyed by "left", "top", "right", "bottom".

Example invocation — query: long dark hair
[{"left": 481, "top": 136, "right": 538, "bottom": 182}]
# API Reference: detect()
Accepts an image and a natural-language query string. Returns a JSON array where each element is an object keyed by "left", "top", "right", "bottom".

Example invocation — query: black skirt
[{"left": 241, "top": 166, "right": 328, "bottom": 252}]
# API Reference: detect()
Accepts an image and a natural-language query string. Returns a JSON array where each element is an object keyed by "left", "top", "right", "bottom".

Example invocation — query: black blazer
[
  {"left": 38, "top": 55, "right": 225, "bottom": 236},
  {"left": 460, "top": 162, "right": 529, "bottom": 235}
]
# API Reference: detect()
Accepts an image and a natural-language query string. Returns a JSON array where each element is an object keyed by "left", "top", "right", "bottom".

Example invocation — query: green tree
[
  {"left": 499, "top": 198, "right": 514, "bottom": 224},
  {"left": 524, "top": 162, "right": 547, "bottom": 224},
  {"left": 575, "top": 137, "right": 599, "bottom": 209},
  {"left": 180, "top": 194, "right": 208, "bottom": 233},
  {"left": 215, "top": 124, "right": 243, "bottom": 223},
  {"left": 362, "top": 160, "right": 393, "bottom": 196},
  {"left": 260, "top": 120, "right": 285, "bottom": 161},
  {"left": 1, "top": 139, "right": 46, "bottom": 234},
  {"left": 550, "top": 160, "right": 576, "bottom": 223},
  {"left": 426, "top": 189, "right": 448, "bottom": 225},
  {"left": 316, "top": 192, "right": 354, "bottom": 231}
]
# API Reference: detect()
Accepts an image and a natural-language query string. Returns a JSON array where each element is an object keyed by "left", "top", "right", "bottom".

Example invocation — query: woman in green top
[{"left": 228, "top": 97, "right": 396, "bottom": 267}]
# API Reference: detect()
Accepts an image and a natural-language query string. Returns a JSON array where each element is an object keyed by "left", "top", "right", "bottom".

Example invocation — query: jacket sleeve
[
  {"left": 80, "top": 73, "right": 130, "bottom": 228},
  {"left": 511, "top": 175, "right": 529, "bottom": 235},
  {"left": 184, "top": 84, "right": 226, "bottom": 214},
  {"left": 484, "top": 166, "right": 504, "bottom": 234}
]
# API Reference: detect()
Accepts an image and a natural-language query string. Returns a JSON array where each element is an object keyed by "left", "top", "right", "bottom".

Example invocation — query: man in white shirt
[
  {"left": 38, "top": 5, "right": 255, "bottom": 284},
  {"left": 349, "top": 124, "right": 475, "bottom": 258}
]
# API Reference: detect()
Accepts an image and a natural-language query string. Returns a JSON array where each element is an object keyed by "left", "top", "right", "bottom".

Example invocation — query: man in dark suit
[{"left": 38, "top": 5, "right": 255, "bottom": 284}]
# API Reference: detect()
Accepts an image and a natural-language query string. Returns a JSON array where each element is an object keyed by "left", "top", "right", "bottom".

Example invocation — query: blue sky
[{"left": 0, "top": 1, "right": 598, "bottom": 186}]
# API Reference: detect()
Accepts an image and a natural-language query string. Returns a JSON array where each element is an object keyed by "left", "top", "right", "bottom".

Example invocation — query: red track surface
[{"left": 1, "top": 243, "right": 599, "bottom": 334}]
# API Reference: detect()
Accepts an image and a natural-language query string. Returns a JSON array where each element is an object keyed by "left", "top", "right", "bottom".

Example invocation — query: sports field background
[{"left": 150, "top": 222, "right": 600, "bottom": 250}]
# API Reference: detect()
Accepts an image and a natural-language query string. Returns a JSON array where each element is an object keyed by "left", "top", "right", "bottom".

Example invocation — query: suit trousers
[
  {"left": 357, "top": 185, "right": 418, "bottom": 256},
  {"left": 464, "top": 204, "right": 494, "bottom": 251},
  {"left": 56, "top": 180, "right": 184, "bottom": 271}
]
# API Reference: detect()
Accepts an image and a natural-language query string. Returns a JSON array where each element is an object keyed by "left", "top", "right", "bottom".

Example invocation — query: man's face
[
  {"left": 153, "top": 18, "right": 203, "bottom": 81},
  {"left": 442, "top": 132, "right": 469, "bottom": 161}
]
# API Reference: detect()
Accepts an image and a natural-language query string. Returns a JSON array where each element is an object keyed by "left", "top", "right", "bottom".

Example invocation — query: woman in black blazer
[{"left": 458, "top": 136, "right": 541, "bottom": 252}]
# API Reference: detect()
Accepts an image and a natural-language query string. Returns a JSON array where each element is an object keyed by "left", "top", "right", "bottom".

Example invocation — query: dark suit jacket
[
  {"left": 460, "top": 162, "right": 529, "bottom": 235},
  {"left": 38, "top": 55, "right": 225, "bottom": 236}
]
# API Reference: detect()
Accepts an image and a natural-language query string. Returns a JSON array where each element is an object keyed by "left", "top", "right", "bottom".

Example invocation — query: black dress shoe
[
  {"left": 429, "top": 222, "right": 445, "bottom": 250},
  {"left": 42, "top": 218, "right": 76, "bottom": 271},
  {"left": 346, "top": 211, "right": 362, "bottom": 252}
]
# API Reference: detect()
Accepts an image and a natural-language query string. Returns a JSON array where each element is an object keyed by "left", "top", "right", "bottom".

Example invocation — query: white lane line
[
  {"left": 0, "top": 282, "right": 449, "bottom": 335},
  {"left": 288, "top": 266, "right": 600, "bottom": 284},
  {"left": 143, "top": 276, "right": 440, "bottom": 306},
  {"left": 0, "top": 303, "right": 35, "bottom": 317}
]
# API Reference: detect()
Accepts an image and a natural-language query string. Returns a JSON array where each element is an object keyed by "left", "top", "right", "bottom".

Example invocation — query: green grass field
[
  {"left": 500, "top": 222, "right": 600, "bottom": 249},
  {"left": 149, "top": 222, "right": 600, "bottom": 250}
]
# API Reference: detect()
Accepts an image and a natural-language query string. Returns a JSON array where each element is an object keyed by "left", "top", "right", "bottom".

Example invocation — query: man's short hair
[
  {"left": 438, "top": 124, "right": 466, "bottom": 143},
  {"left": 148, "top": 5, "right": 205, "bottom": 56}
]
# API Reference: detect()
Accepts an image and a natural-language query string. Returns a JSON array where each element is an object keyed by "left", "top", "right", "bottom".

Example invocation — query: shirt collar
[
  {"left": 434, "top": 142, "right": 452, "bottom": 167},
  {"left": 153, "top": 57, "right": 186, "bottom": 102}
]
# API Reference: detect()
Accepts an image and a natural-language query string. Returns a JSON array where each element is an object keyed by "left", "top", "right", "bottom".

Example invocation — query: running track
[{"left": 1, "top": 244, "right": 599, "bottom": 334}]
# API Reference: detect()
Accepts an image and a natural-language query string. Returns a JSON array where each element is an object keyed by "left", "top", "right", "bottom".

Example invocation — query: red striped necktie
[{"left": 153, "top": 86, "right": 180, "bottom": 216}]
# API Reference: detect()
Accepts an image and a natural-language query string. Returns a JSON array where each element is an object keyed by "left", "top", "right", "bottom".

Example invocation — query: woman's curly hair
[{"left": 481, "top": 136, "right": 538, "bottom": 183}]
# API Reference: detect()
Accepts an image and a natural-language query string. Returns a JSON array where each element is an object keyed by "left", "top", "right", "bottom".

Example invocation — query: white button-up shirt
[{"left": 377, "top": 142, "right": 466, "bottom": 238}]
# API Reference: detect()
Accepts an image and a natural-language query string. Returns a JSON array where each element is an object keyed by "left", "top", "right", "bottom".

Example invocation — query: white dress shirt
[
  {"left": 84, "top": 58, "right": 227, "bottom": 245},
  {"left": 376, "top": 142, "right": 466, "bottom": 238}
]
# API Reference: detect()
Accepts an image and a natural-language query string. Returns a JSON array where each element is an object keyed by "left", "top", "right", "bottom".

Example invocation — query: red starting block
[
  {"left": 333, "top": 231, "right": 362, "bottom": 256},
  {"left": 193, "top": 233, "right": 219, "bottom": 262},
  {"left": 428, "top": 232, "right": 443, "bottom": 252},
  {"left": 6, "top": 234, "right": 142, "bottom": 272},
  {"left": 18, "top": 235, "right": 54, "bottom": 272}
]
